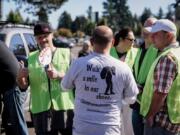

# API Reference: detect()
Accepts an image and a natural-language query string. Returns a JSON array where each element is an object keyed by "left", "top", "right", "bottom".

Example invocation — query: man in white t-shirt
[{"left": 61, "top": 25, "right": 139, "bottom": 135}]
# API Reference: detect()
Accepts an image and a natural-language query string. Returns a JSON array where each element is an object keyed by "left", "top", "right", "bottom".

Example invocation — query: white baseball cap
[{"left": 144, "top": 19, "right": 177, "bottom": 35}]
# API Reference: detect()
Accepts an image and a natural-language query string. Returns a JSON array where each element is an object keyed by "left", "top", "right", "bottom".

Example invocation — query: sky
[{"left": 2, "top": 0, "right": 176, "bottom": 29}]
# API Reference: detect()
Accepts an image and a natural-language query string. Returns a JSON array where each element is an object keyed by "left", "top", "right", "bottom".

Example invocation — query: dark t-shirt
[{"left": 0, "top": 41, "right": 19, "bottom": 93}]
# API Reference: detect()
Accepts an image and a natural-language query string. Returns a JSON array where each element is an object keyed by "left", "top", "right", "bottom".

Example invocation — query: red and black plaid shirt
[{"left": 154, "top": 44, "right": 180, "bottom": 133}]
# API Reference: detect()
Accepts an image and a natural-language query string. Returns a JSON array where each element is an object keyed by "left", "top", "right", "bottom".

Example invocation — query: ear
[{"left": 166, "top": 32, "right": 174, "bottom": 41}]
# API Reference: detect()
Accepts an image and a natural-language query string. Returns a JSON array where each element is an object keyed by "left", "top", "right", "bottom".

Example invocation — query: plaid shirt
[{"left": 154, "top": 48, "right": 180, "bottom": 133}]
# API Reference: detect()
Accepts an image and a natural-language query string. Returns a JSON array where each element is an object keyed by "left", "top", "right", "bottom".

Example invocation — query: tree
[
  {"left": 57, "top": 11, "right": 72, "bottom": 29},
  {"left": 132, "top": 14, "right": 142, "bottom": 37},
  {"left": 102, "top": 0, "right": 133, "bottom": 31},
  {"left": 140, "top": 8, "right": 152, "bottom": 24},
  {"left": 36, "top": 7, "right": 48, "bottom": 23},
  {"left": 6, "top": 10, "right": 24, "bottom": 23},
  {"left": 24, "top": 17, "right": 30, "bottom": 24},
  {"left": 156, "top": 7, "right": 164, "bottom": 19},
  {"left": 71, "top": 16, "right": 88, "bottom": 33},
  {"left": 8, "top": 0, "right": 68, "bottom": 22},
  {"left": 175, "top": 1, "right": 180, "bottom": 20},
  {"left": 73, "top": 30, "right": 85, "bottom": 38},
  {"left": 57, "top": 28, "right": 72, "bottom": 38},
  {"left": 165, "top": 5, "right": 175, "bottom": 21},
  {"left": 87, "top": 6, "right": 93, "bottom": 21},
  {"left": 97, "top": 18, "right": 108, "bottom": 26},
  {"left": 84, "top": 21, "right": 96, "bottom": 36}
]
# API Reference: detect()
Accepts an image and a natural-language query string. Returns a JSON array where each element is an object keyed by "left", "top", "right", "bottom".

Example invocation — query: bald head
[
  {"left": 143, "top": 17, "right": 157, "bottom": 46},
  {"left": 92, "top": 25, "right": 113, "bottom": 47},
  {"left": 144, "top": 17, "right": 157, "bottom": 27}
]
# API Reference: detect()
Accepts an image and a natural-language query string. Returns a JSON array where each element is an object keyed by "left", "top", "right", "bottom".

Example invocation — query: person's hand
[
  {"left": 145, "top": 115, "right": 154, "bottom": 127},
  {"left": 46, "top": 64, "right": 64, "bottom": 79},
  {"left": 16, "top": 61, "right": 29, "bottom": 89}
]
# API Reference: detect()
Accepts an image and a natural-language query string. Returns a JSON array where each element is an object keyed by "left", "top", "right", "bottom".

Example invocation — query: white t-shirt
[{"left": 61, "top": 52, "right": 138, "bottom": 126}]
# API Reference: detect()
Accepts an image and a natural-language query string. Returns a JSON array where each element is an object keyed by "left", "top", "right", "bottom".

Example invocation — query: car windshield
[{"left": 0, "top": 33, "right": 6, "bottom": 42}]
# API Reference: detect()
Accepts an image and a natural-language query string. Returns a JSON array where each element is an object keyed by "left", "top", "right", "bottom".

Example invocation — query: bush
[{"left": 57, "top": 28, "right": 72, "bottom": 38}]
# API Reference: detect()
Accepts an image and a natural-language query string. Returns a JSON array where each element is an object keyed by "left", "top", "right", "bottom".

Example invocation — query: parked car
[
  {"left": 0, "top": 23, "right": 38, "bottom": 62},
  {"left": 0, "top": 22, "right": 38, "bottom": 111},
  {"left": 53, "top": 36, "right": 75, "bottom": 48}
]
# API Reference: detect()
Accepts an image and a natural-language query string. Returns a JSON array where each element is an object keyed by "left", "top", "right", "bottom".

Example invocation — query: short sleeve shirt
[{"left": 62, "top": 52, "right": 138, "bottom": 125}]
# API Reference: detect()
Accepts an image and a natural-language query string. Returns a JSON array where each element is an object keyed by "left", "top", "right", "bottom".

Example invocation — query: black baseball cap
[{"left": 34, "top": 23, "right": 52, "bottom": 36}]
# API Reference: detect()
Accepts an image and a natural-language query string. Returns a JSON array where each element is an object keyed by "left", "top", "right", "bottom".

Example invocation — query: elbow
[
  {"left": 124, "top": 96, "right": 137, "bottom": 104},
  {"left": 61, "top": 82, "right": 70, "bottom": 91}
]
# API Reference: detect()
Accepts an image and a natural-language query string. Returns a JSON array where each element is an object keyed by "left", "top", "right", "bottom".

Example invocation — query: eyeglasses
[{"left": 125, "top": 38, "right": 136, "bottom": 42}]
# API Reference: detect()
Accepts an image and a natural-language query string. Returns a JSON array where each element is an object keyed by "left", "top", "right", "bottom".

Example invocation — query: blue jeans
[
  {"left": 144, "top": 123, "right": 178, "bottom": 135},
  {"left": 2, "top": 87, "right": 29, "bottom": 135},
  {"left": 132, "top": 109, "right": 144, "bottom": 135}
]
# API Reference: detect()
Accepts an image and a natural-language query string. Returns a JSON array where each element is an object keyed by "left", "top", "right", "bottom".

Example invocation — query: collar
[
  {"left": 162, "top": 42, "right": 179, "bottom": 52},
  {"left": 91, "top": 51, "right": 110, "bottom": 57}
]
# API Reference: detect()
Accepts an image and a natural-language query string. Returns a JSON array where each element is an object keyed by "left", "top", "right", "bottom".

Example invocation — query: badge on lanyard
[{"left": 38, "top": 47, "right": 52, "bottom": 67}]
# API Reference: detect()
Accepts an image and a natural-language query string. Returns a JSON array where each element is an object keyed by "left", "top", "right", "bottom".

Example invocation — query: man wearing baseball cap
[
  {"left": 17, "top": 23, "right": 74, "bottom": 135},
  {"left": 140, "top": 19, "right": 180, "bottom": 135}
]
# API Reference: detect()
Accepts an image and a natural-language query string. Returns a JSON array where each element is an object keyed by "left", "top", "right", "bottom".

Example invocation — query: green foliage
[
  {"left": 165, "top": 6, "right": 175, "bottom": 21},
  {"left": 84, "top": 21, "right": 96, "bottom": 36},
  {"left": 132, "top": 14, "right": 142, "bottom": 37},
  {"left": 156, "top": 7, "right": 164, "bottom": 19},
  {"left": 57, "top": 11, "right": 72, "bottom": 29},
  {"left": 11, "top": 0, "right": 68, "bottom": 10},
  {"left": 57, "top": 11, "right": 94, "bottom": 36},
  {"left": 87, "top": 6, "right": 93, "bottom": 21},
  {"left": 103, "top": 0, "right": 133, "bottom": 31},
  {"left": 140, "top": 8, "right": 152, "bottom": 24},
  {"left": 37, "top": 7, "right": 48, "bottom": 23},
  {"left": 73, "top": 30, "right": 85, "bottom": 38},
  {"left": 175, "top": 6, "right": 180, "bottom": 20},
  {"left": 57, "top": 28, "right": 72, "bottom": 38},
  {"left": 10, "top": 0, "right": 68, "bottom": 22},
  {"left": 6, "top": 10, "right": 24, "bottom": 23},
  {"left": 97, "top": 18, "right": 108, "bottom": 26},
  {"left": 173, "top": 22, "right": 180, "bottom": 43},
  {"left": 71, "top": 16, "right": 88, "bottom": 33}
]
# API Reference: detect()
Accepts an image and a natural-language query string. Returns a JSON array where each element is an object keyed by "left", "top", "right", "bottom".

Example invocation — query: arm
[
  {"left": 123, "top": 66, "right": 139, "bottom": 105},
  {"left": 0, "top": 42, "right": 20, "bottom": 92},
  {"left": 46, "top": 64, "right": 65, "bottom": 80},
  {"left": 16, "top": 62, "right": 29, "bottom": 90},
  {"left": 145, "top": 54, "right": 177, "bottom": 126},
  {"left": 61, "top": 60, "right": 78, "bottom": 91},
  {"left": 123, "top": 96, "right": 137, "bottom": 105},
  {"left": 145, "top": 91, "right": 167, "bottom": 126},
  {"left": 46, "top": 49, "right": 70, "bottom": 80}
]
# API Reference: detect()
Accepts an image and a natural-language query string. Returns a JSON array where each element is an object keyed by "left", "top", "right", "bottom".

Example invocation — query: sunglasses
[{"left": 125, "top": 38, "right": 136, "bottom": 42}]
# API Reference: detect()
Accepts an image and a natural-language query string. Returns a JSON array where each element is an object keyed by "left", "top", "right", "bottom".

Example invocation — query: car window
[
  {"left": 23, "top": 33, "right": 38, "bottom": 52},
  {"left": 0, "top": 33, "right": 6, "bottom": 42},
  {"left": 9, "top": 34, "right": 26, "bottom": 56}
]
